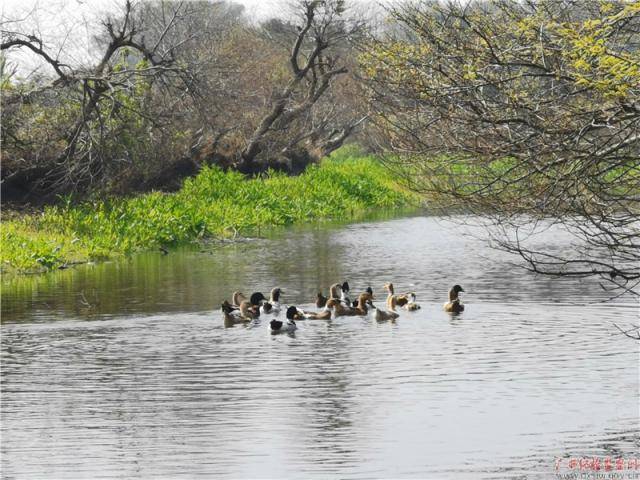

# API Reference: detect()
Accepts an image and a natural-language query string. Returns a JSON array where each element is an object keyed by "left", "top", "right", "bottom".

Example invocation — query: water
[{"left": 2, "top": 215, "right": 638, "bottom": 479}]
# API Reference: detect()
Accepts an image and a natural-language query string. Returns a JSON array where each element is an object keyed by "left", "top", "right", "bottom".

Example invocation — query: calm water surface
[{"left": 1, "top": 215, "right": 638, "bottom": 479}]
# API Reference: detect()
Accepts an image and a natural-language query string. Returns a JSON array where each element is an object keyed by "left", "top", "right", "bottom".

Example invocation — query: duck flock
[{"left": 221, "top": 282, "right": 466, "bottom": 333}]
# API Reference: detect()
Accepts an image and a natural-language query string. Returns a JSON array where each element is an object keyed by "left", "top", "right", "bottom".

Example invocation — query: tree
[
  {"left": 1, "top": 0, "right": 218, "bottom": 199},
  {"left": 235, "top": 0, "right": 368, "bottom": 173},
  {"left": 1, "top": 0, "right": 369, "bottom": 200},
  {"left": 361, "top": 0, "right": 640, "bottom": 294}
]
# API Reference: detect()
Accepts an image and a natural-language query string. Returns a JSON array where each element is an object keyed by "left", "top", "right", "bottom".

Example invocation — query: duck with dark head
[
  {"left": 238, "top": 291, "right": 268, "bottom": 319},
  {"left": 340, "top": 281, "right": 351, "bottom": 306},
  {"left": 352, "top": 287, "right": 374, "bottom": 307},
  {"left": 268, "top": 287, "right": 283, "bottom": 315},
  {"left": 270, "top": 306, "right": 299, "bottom": 333},
  {"left": 353, "top": 292, "right": 374, "bottom": 316},
  {"left": 443, "top": 285, "right": 465, "bottom": 313},
  {"left": 315, "top": 291, "right": 328, "bottom": 308}
]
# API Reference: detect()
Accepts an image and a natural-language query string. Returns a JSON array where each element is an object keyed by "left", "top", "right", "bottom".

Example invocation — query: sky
[{"left": 2, "top": 0, "right": 381, "bottom": 78}]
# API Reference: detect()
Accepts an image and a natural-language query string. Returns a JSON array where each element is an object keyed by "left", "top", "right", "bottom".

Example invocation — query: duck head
[
  {"left": 250, "top": 292, "right": 267, "bottom": 306},
  {"left": 449, "top": 285, "right": 464, "bottom": 301},
  {"left": 384, "top": 282, "right": 394, "bottom": 294},
  {"left": 341, "top": 281, "right": 350, "bottom": 293},
  {"left": 329, "top": 283, "right": 342, "bottom": 299},
  {"left": 270, "top": 319, "right": 283, "bottom": 331},
  {"left": 286, "top": 305, "right": 299, "bottom": 320},
  {"left": 358, "top": 292, "right": 373, "bottom": 306},
  {"left": 221, "top": 301, "right": 234, "bottom": 314},
  {"left": 366, "top": 286, "right": 374, "bottom": 297},
  {"left": 270, "top": 287, "right": 283, "bottom": 302}
]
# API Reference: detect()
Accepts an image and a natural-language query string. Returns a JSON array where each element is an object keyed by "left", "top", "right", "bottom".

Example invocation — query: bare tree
[
  {"left": 2, "top": 0, "right": 369, "bottom": 199},
  {"left": 1, "top": 0, "right": 209, "bottom": 197},
  {"left": 236, "top": 0, "right": 368, "bottom": 173},
  {"left": 361, "top": 0, "right": 640, "bottom": 294}
]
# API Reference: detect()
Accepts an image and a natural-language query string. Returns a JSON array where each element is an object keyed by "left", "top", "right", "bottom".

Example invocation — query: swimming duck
[
  {"left": 270, "top": 306, "right": 299, "bottom": 333},
  {"left": 287, "top": 305, "right": 305, "bottom": 320},
  {"left": 316, "top": 291, "right": 328, "bottom": 308},
  {"left": 404, "top": 293, "right": 421, "bottom": 311},
  {"left": 326, "top": 298, "right": 356, "bottom": 317},
  {"left": 232, "top": 291, "right": 246, "bottom": 307},
  {"left": 368, "top": 301, "right": 400, "bottom": 321},
  {"left": 384, "top": 283, "right": 410, "bottom": 311},
  {"left": 239, "top": 300, "right": 259, "bottom": 319},
  {"left": 238, "top": 291, "right": 268, "bottom": 318},
  {"left": 340, "top": 281, "right": 352, "bottom": 306},
  {"left": 269, "top": 287, "right": 283, "bottom": 315},
  {"left": 443, "top": 285, "right": 465, "bottom": 313},
  {"left": 260, "top": 301, "right": 274, "bottom": 315},
  {"left": 328, "top": 283, "right": 342, "bottom": 301},
  {"left": 353, "top": 292, "right": 373, "bottom": 316},
  {"left": 221, "top": 301, "right": 251, "bottom": 326},
  {"left": 301, "top": 302, "right": 333, "bottom": 320},
  {"left": 353, "top": 286, "right": 374, "bottom": 307}
]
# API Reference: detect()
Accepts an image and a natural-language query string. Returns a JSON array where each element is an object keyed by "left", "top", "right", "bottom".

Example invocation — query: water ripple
[{"left": 2, "top": 216, "right": 638, "bottom": 478}]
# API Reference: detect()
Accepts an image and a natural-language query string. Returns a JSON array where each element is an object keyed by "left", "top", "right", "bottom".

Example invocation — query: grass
[{"left": 1, "top": 147, "right": 419, "bottom": 274}]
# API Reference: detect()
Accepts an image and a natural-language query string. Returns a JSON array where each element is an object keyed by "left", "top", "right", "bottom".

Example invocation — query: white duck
[
  {"left": 268, "top": 287, "right": 283, "bottom": 315},
  {"left": 340, "top": 281, "right": 352, "bottom": 307},
  {"left": 368, "top": 301, "right": 400, "bottom": 321},
  {"left": 270, "top": 306, "right": 299, "bottom": 333}
]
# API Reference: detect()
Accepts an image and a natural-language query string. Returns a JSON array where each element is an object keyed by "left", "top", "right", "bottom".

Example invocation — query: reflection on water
[{"left": 1, "top": 215, "right": 638, "bottom": 479}]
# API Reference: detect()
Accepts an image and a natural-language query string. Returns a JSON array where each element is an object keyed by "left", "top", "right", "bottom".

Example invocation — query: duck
[
  {"left": 239, "top": 300, "right": 259, "bottom": 319},
  {"left": 340, "top": 281, "right": 352, "bottom": 306},
  {"left": 269, "top": 287, "right": 283, "bottom": 315},
  {"left": 286, "top": 305, "right": 305, "bottom": 320},
  {"left": 232, "top": 291, "right": 246, "bottom": 307},
  {"left": 353, "top": 286, "right": 374, "bottom": 307},
  {"left": 403, "top": 292, "right": 421, "bottom": 311},
  {"left": 238, "top": 291, "right": 268, "bottom": 318},
  {"left": 368, "top": 301, "right": 400, "bottom": 321},
  {"left": 384, "top": 282, "right": 410, "bottom": 311},
  {"left": 328, "top": 283, "right": 342, "bottom": 301},
  {"left": 316, "top": 291, "right": 328, "bottom": 308},
  {"left": 300, "top": 302, "right": 333, "bottom": 320},
  {"left": 326, "top": 297, "right": 356, "bottom": 317},
  {"left": 443, "top": 285, "right": 465, "bottom": 313},
  {"left": 260, "top": 301, "right": 274, "bottom": 315},
  {"left": 221, "top": 301, "right": 252, "bottom": 326},
  {"left": 353, "top": 292, "right": 373, "bottom": 316},
  {"left": 270, "top": 306, "right": 299, "bottom": 333}
]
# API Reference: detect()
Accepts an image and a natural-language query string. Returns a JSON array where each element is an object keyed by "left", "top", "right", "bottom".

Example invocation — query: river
[{"left": 1, "top": 215, "right": 638, "bottom": 479}]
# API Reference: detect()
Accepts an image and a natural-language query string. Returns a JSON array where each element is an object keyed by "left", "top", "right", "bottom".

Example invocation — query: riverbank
[{"left": 1, "top": 147, "right": 419, "bottom": 275}]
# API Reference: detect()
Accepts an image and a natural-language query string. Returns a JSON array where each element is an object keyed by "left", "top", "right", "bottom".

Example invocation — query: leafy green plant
[{"left": 1, "top": 147, "right": 419, "bottom": 274}]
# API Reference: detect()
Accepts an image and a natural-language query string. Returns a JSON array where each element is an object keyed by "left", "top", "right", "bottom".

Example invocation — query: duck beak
[{"left": 460, "top": 288, "right": 465, "bottom": 292}]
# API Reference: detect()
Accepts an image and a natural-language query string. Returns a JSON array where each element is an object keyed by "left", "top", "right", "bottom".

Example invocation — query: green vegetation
[{"left": 1, "top": 148, "right": 418, "bottom": 274}]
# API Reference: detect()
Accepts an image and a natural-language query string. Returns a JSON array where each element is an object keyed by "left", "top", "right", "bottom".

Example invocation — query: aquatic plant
[{"left": 1, "top": 147, "right": 418, "bottom": 274}]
